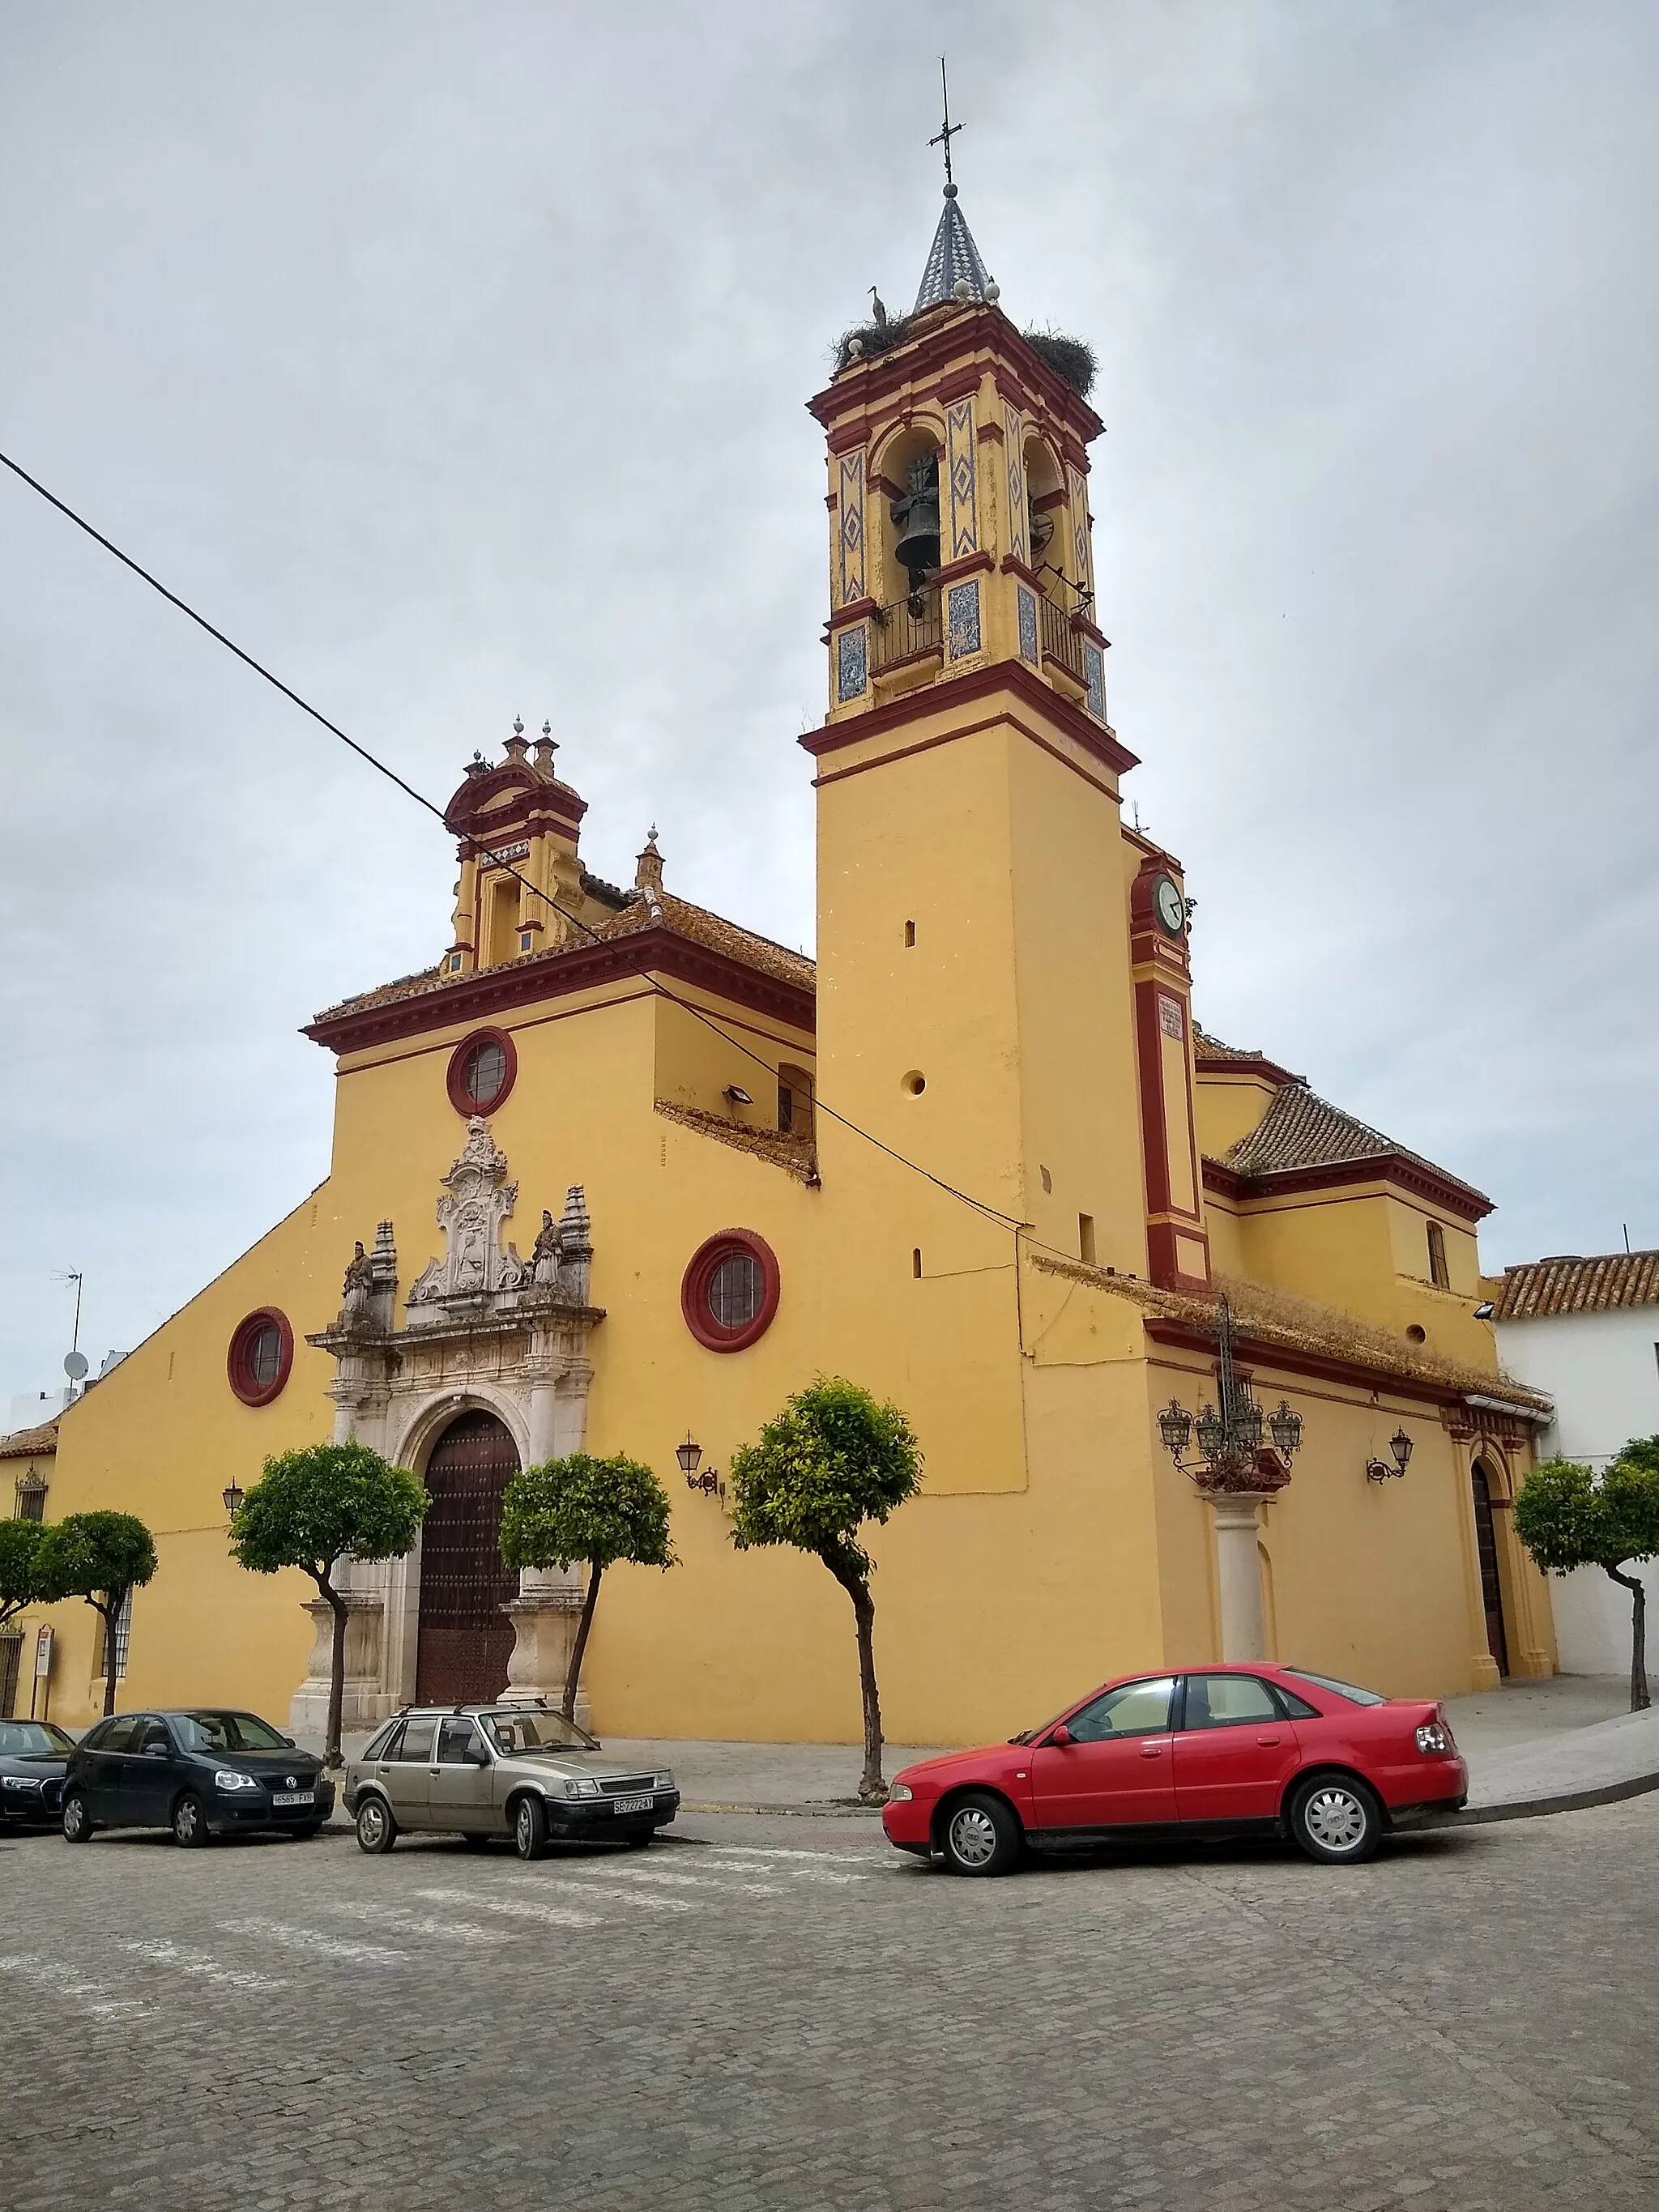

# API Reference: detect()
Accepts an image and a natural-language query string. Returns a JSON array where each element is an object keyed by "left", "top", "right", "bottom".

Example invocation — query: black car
[
  {"left": 0, "top": 1718, "right": 75, "bottom": 1828},
  {"left": 61, "top": 1708, "right": 335, "bottom": 1846}
]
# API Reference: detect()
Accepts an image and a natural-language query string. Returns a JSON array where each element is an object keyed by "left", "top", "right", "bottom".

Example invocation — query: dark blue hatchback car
[{"left": 62, "top": 1708, "right": 335, "bottom": 1846}]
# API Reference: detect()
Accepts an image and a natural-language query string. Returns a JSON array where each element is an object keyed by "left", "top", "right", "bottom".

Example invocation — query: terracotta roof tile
[
  {"left": 1220, "top": 1083, "right": 1490, "bottom": 1208},
  {"left": 313, "top": 891, "right": 816, "bottom": 1027},
  {"left": 1491, "top": 1250, "right": 1659, "bottom": 1320},
  {"left": 0, "top": 1418, "right": 59, "bottom": 1460}
]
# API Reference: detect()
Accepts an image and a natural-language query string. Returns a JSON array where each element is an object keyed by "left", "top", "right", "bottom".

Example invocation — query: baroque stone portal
[{"left": 294, "top": 1120, "right": 603, "bottom": 1732}]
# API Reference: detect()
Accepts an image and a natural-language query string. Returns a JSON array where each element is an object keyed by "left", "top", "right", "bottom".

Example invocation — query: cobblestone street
[{"left": 3, "top": 1796, "right": 1657, "bottom": 2210}]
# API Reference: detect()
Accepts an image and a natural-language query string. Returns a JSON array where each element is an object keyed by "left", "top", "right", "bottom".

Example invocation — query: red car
[{"left": 882, "top": 1664, "right": 1466, "bottom": 1876}]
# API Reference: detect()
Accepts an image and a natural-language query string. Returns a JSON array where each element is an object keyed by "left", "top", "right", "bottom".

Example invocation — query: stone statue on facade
[
  {"left": 531, "top": 1208, "right": 561, "bottom": 1288},
  {"left": 341, "top": 1240, "right": 375, "bottom": 1328}
]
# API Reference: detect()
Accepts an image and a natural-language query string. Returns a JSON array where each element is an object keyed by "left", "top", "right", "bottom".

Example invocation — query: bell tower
[{"left": 803, "top": 163, "right": 1169, "bottom": 1285}]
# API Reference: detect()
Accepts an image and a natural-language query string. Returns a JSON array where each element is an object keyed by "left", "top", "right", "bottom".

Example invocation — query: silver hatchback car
[{"left": 343, "top": 1703, "right": 680, "bottom": 1860}]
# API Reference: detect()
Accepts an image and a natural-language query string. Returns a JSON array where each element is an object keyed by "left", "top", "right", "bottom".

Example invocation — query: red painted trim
[
  {"left": 446, "top": 1027, "right": 518, "bottom": 1118},
  {"left": 808, "top": 305, "right": 1103, "bottom": 448},
  {"left": 1192, "top": 1052, "right": 1302, "bottom": 1089},
  {"left": 936, "top": 365, "right": 983, "bottom": 404},
  {"left": 1146, "top": 1222, "right": 1212, "bottom": 1295},
  {"left": 306, "top": 929, "right": 817, "bottom": 1057},
  {"left": 825, "top": 595, "right": 880, "bottom": 633},
  {"left": 812, "top": 711, "right": 1120, "bottom": 802},
  {"left": 803, "top": 659, "right": 1139, "bottom": 777},
  {"left": 1201, "top": 1151, "right": 1491, "bottom": 1225},
  {"left": 228, "top": 1309, "right": 294, "bottom": 1409},
  {"left": 680, "top": 1229, "right": 782, "bottom": 1353},
  {"left": 1134, "top": 978, "right": 1175, "bottom": 1220},
  {"left": 1000, "top": 554, "right": 1047, "bottom": 590},
  {"left": 928, "top": 550, "right": 996, "bottom": 587}
]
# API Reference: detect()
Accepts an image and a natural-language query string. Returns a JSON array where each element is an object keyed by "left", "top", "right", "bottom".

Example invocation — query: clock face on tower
[{"left": 1152, "top": 874, "right": 1186, "bottom": 938}]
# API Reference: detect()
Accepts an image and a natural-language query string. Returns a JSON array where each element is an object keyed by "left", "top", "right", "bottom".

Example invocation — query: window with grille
[
  {"left": 680, "top": 1230, "right": 781, "bottom": 1353},
  {"left": 97, "top": 1588, "right": 134, "bottom": 1681},
  {"left": 446, "top": 1029, "right": 517, "bottom": 1117},
  {"left": 14, "top": 1474, "right": 47, "bottom": 1521}
]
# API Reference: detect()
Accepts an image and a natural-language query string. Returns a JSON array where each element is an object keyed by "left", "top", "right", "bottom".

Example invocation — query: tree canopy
[
  {"left": 499, "top": 1451, "right": 676, "bottom": 1720},
  {"left": 0, "top": 1517, "right": 48, "bottom": 1630},
  {"left": 499, "top": 1452, "right": 676, "bottom": 1578},
  {"left": 35, "top": 1511, "right": 158, "bottom": 1607},
  {"left": 230, "top": 1441, "right": 428, "bottom": 1582},
  {"left": 1515, "top": 1443, "right": 1659, "bottom": 1711},
  {"left": 729, "top": 1376, "right": 921, "bottom": 1583}
]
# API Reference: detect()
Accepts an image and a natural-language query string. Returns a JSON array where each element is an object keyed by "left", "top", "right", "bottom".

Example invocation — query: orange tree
[
  {"left": 728, "top": 1377, "right": 921, "bottom": 1804},
  {"left": 1514, "top": 1439, "right": 1659, "bottom": 1712},
  {"left": 499, "top": 1452, "right": 676, "bottom": 1721},
  {"left": 34, "top": 1511, "right": 158, "bottom": 1716}
]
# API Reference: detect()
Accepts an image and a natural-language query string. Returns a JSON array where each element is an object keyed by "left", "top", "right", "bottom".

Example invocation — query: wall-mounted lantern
[
  {"left": 676, "top": 1434, "right": 725, "bottom": 1503},
  {"left": 1366, "top": 1429, "right": 1414, "bottom": 1484},
  {"left": 222, "top": 1480, "right": 245, "bottom": 1519}
]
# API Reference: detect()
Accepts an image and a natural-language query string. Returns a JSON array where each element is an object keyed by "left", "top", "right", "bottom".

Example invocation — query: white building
[{"left": 1493, "top": 1251, "right": 1659, "bottom": 1674}]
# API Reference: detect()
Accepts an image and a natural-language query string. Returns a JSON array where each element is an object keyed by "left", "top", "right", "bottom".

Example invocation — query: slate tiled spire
[{"left": 913, "top": 183, "right": 994, "bottom": 311}]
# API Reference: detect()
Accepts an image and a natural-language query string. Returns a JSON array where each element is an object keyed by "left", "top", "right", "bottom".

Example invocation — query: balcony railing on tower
[
  {"left": 870, "top": 584, "right": 943, "bottom": 674},
  {"left": 1038, "top": 590, "right": 1089, "bottom": 690}
]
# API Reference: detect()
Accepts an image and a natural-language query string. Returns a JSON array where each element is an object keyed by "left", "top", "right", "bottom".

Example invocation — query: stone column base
[
  {"left": 1205, "top": 1492, "right": 1271, "bottom": 1663},
  {"left": 501, "top": 1594, "right": 591, "bottom": 1733},
  {"left": 1470, "top": 1652, "right": 1503, "bottom": 1690},
  {"left": 289, "top": 1595, "right": 386, "bottom": 1735}
]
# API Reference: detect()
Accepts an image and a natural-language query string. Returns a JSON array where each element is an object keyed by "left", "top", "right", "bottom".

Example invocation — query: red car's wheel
[
  {"left": 1288, "top": 1775, "right": 1382, "bottom": 1865},
  {"left": 940, "top": 1791, "right": 1023, "bottom": 1877}
]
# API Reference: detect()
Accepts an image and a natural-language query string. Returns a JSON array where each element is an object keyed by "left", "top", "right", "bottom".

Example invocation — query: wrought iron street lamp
[
  {"left": 1365, "top": 1428, "right": 1414, "bottom": 1484},
  {"left": 1156, "top": 1294, "right": 1302, "bottom": 1493},
  {"left": 221, "top": 1480, "right": 245, "bottom": 1519},
  {"left": 676, "top": 1434, "right": 724, "bottom": 1502}
]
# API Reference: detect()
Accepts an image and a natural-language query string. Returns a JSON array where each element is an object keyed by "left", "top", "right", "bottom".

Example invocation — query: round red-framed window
[
  {"left": 446, "top": 1027, "right": 517, "bottom": 1118},
  {"left": 680, "top": 1230, "right": 781, "bottom": 1353},
  {"left": 228, "top": 1309, "right": 294, "bottom": 1408}
]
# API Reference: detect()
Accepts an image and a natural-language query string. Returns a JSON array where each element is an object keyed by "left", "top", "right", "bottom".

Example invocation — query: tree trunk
[
  {"left": 1609, "top": 1566, "right": 1649, "bottom": 1712},
  {"left": 825, "top": 1558, "right": 885, "bottom": 1803},
  {"left": 563, "top": 1562, "right": 602, "bottom": 1722},
  {"left": 319, "top": 1577, "right": 349, "bottom": 1769},
  {"left": 97, "top": 1593, "right": 122, "bottom": 1716}
]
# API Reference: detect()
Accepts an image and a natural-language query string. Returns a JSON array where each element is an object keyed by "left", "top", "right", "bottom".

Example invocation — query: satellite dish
[{"left": 63, "top": 1350, "right": 89, "bottom": 1381}]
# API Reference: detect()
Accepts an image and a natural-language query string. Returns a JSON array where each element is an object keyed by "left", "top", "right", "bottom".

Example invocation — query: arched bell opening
[
  {"left": 877, "top": 423, "right": 944, "bottom": 603},
  {"left": 1023, "top": 433, "right": 1069, "bottom": 602}
]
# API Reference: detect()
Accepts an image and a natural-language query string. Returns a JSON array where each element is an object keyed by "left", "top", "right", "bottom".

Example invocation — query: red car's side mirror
[{"left": 1048, "top": 1724, "right": 1072, "bottom": 1748}]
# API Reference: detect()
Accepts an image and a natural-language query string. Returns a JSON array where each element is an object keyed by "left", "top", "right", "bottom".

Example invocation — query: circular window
[
  {"left": 681, "top": 1230, "right": 781, "bottom": 1353},
  {"left": 446, "top": 1027, "right": 517, "bottom": 1118},
  {"left": 228, "top": 1309, "right": 294, "bottom": 1407}
]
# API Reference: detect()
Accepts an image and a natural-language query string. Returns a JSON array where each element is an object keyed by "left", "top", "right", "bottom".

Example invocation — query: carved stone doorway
[
  {"left": 1471, "top": 1463, "right": 1511, "bottom": 1679},
  {"left": 416, "top": 1409, "right": 521, "bottom": 1704}
]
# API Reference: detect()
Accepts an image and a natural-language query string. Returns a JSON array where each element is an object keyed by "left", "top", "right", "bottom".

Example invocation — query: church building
[{"left": 10, "top": 178, "right": 1558, "bottom": 1746}]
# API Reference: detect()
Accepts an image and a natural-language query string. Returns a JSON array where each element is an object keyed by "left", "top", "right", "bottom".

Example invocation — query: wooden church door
[
  {"left": 416, "top": 1410, "right": 521, "bottom": 1706},
  {"left": 1470, "top": 1464, "right": 1510, "bottom": 1678}
]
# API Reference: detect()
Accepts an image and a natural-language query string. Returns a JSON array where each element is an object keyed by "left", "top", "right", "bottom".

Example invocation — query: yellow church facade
[{"left": 10, "top": 188, "right": 1557, "bottom": 1748}]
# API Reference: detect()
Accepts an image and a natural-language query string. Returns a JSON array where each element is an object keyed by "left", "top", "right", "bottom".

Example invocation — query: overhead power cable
[{"left": 0, "top": 445, "right": 1049, "bottom": 1241}]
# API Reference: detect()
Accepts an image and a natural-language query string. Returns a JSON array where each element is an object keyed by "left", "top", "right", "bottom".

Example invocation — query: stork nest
[
  {"left": 1021, "top": 328, "right": 1098, "bottom": 399},
  {"left": 834, "top": 313, "right": 915, "bottom": 373}
]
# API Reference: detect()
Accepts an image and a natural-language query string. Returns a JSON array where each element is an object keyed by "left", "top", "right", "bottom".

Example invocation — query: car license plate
[
  {"left": 612, "top": 1794, "right": 654, "bottom": 1816},
  {"left": 271, "top": 1791, "right": 315, "bottom": 1809}
]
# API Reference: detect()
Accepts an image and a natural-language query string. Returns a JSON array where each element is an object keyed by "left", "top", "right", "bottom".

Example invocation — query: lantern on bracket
[{"left": 1366, "top": 1428, "right": 1414, "bottom": 1484}]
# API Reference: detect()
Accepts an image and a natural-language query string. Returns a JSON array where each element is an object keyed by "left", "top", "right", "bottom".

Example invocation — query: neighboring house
[
  {"left": 1492, "top": 1251, "right": 1659, "bottom": 1673},
  {"left": 1, "top": 1420, "right": 57, "bottom": 1719}
]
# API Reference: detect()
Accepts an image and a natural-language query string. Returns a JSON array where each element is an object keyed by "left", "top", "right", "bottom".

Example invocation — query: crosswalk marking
[
  {"left": 416, "top": 1887, "right": 600, "bottom": 1929},
  {"left": 116, "top": 1938, "right": 289, "bottom": 1992},
  {"left": 0, "top": 1953, "right": 148, "bottom": 2020},
  {"left": 324, "top": 1901, "right": 512, "bottom": 1944},
  {"left": 610, "top": 1865, "right": 785, "bottom": 1896},
  {"left": 221, "top": 1916, "right": 407, "bottom": 1965},
  {"left": 697, "top": 1845, "right": 883, "bottom": 1865},
  {"left": 693, "top": 1858, "right": 868, "bottom": 1886}
]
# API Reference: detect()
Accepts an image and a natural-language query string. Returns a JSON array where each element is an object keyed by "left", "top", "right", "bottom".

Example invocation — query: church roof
[
  {"left": 592, "top": 890, "right": 814, "bottom": 992},
  {"left": 1489, "top": 1249, "right": 1659, "bottom": 1321},
  {"left": 1192, "top": 1027, "right": 1303, "bottom": 1086},
  {"left": 1216, "top": 1080, "right": 1491, "bottom": 1221},
  {"left": 914, "top": 186, "right": 993, "bottom": 311}
]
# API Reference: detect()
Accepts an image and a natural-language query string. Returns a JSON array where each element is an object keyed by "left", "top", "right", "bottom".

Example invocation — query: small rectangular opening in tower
[
  {"left": 1427, "top": 1221, "right": 1449, "bottom": 1289},
  {"left": 912, "top": 1247, "right": 923, "bottom": 1278},
  {"left": 1079, "top": 1214, "right": 1097, "bottom": 1266},
  {"left": 904, "top": 919, "right": 916, "bottom": 947}
]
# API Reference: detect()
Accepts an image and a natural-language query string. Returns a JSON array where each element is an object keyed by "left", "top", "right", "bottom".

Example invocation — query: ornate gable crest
[{"left": 407, "top": 1119, "right": 530, "bottom": 1313}]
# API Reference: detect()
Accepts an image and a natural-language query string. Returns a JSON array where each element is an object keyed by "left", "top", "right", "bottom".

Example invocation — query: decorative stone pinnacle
[
  {"left": 504, "top": 716, "right": 529, "bottom": 765},
  {"left": 635, "top": 827, "right": 664, "bottom": 896},
  {"left": 532, "top": 719, "right": 558, "bottom": 776}
]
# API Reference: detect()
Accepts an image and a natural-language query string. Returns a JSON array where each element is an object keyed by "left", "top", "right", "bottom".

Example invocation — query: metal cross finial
[{"left": 928, "top": 56, "right": 962, "bottom": 189}]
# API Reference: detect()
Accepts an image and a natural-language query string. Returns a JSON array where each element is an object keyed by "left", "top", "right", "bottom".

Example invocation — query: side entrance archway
[
  {"left": 416, "top": 1409, "right": 521, "bottom": 1705},
  {"left": 1471, "top": 1462, "right": 1511, "bottom": 1678}
]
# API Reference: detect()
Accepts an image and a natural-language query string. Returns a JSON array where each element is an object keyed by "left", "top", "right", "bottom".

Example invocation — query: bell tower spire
[{"left": 915, "top": 58, "right": 996, "bottom": 312}]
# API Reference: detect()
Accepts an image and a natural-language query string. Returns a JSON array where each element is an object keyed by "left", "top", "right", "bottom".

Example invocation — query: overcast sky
[{"left": 2, "top": 1, "right": 1656, "bottom": 1411}]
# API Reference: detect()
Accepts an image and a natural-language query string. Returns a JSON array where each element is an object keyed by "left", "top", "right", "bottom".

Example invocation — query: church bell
[{"left": 890, "top": 453, "right": 941, "bottom": 583}]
